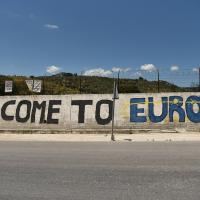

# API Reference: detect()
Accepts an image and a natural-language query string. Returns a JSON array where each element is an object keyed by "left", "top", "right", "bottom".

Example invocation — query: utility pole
[
  {"left": 198, "top": 67, "right": 200, "bottom": 92},
  {"left": 42, "top": 74, "right": 46, "bottom": 95},
  {"left": 79, "top": 71, "right": 83, "bottom": 94},
  {"left": 157, "top": 68, "right": 160, "bottom": 93},
  {"left": 117, "top": 70, "right": 120, "bottom": 93}
]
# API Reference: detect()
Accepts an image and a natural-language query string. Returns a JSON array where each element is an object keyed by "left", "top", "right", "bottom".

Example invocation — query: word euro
[{"left": 130, "top": 95, "right": 200, "bottom": 123}]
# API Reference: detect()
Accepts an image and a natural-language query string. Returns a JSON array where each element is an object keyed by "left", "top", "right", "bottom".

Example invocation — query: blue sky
[{"left": 0, "top": 0, "right": 200, "bottom": 86}]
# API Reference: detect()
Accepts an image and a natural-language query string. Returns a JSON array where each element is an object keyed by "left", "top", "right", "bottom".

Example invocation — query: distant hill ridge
[{"left": 0, "top": 72, "right": 194, "bottom": 95}]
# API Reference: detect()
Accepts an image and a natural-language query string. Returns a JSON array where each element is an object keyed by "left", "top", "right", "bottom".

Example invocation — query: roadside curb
[{"left": 0, "top": 133, "right": 200, "bottom": 142}]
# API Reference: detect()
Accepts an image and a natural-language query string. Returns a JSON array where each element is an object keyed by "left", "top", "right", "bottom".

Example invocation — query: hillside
[{"left": 0, "top": 73, "right": 187, "bottom": 95}]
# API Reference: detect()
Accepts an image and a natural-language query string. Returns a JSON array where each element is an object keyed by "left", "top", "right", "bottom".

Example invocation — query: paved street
[{"left": 0, "top": 142, "right": 200, "bottom": 200}]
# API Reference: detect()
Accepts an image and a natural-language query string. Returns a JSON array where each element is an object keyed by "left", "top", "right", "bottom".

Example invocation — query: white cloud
[
  {"left": 44, "top": 24, "right": 59, "bottom": 30},
  {"left": 46, "top": 65, "right": 61, "bottom": 74},
  {"left": 193, "top": 68, "right": 199, "bottom": 73},
  {"left": 83, "top": 68, "right": 112, "bottom": 77},
  {"left": 170, "top": 65, "right": 179, "bottom": 71},
  {"left": 112, "top": 67, "right": 131, "bottom": 73},
  {"left": 133, "top": 71, "right": 142, "bottom": 77},
  {"left": 140, "top": 64, "right": 156, "bottom": 72}
]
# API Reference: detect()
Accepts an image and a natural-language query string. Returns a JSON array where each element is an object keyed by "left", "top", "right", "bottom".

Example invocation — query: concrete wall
[{"left": 0, "top": 93, "right": 200, "bottom": 133}]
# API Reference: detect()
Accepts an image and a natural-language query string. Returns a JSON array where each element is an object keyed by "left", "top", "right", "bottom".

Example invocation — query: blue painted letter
[
  {"left": 186, "top": 96, "right": 200, "bottom": 123},
  {"left": 169, "top": 96, "right": 185, "bottom": 122},
  {"left": 148, "top": 97, "right": 168, "bottom": 123},
  {"left": 130, "top": 98, "right": 147, "bottom": 122}
]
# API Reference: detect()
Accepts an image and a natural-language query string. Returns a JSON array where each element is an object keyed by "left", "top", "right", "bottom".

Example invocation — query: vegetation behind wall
[{"left": 0, "top": 73, "right": 192, "bottom": 95}]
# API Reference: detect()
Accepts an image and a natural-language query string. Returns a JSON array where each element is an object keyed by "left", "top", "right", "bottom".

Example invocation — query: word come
[{"left": 0, "top": 99, "right": 113, "bottom": 125}]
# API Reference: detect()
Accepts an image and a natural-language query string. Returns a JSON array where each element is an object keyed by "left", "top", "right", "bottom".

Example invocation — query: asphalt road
[{"left": 0, "top": 142, "right": 200, "bottom": 200}]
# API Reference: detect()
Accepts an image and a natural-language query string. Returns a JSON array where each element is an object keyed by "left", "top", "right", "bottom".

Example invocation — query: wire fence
[
  {"left": 129, "top": 67, "right": 199, "bottom": 87},
  {"left": 0, "top": 67, "right": 200, "bottom": 95}
]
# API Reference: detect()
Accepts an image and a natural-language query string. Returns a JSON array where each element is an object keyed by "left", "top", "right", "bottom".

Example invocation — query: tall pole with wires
[
  {"left": 117, "top": 70, "right": 120, "bottom": 93},
  {"left": 43, "top": 75, "right": 45, "bottom": 95},
  {"left": 157, "top": 68, "right": 160, "bottom": 93},
  {"left": 199, "top": 67, "right": 200, "bottom": 92},
  {"left": 79, "top": 71, "right": 83, "bottom": 94}
]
